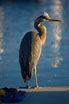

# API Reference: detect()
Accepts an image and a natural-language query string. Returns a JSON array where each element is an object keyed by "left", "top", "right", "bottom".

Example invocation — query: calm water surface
[{"left": 0, "top": 0, "right": 69, "bottom": 88}]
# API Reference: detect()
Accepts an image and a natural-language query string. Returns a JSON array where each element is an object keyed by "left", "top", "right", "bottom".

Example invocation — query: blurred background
[{"left": 0, "top": 0, "right": 69, "bottom": 88}]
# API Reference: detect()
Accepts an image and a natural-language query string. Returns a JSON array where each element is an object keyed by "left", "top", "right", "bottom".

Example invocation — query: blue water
[{"left": 0, "top": 0, "right": 69, "bottom": 88}]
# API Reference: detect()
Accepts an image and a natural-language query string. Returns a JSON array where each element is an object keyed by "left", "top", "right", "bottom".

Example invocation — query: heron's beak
[{"left": 48, "top": 19, "right": 62, "bottom": 22}]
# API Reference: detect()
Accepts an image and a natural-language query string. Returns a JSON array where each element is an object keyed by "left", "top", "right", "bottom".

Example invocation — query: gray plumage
[{"left": 19, "top": 31, "right": 42, "bottom": 82}]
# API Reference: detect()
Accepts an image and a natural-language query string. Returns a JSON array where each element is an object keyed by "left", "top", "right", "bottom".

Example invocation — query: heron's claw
[
  {"left": 26, "top": 86, "right": 29, "bottom": 89},
  {"left": 35, "top": 85, "right": 39, "bottom": 89}
]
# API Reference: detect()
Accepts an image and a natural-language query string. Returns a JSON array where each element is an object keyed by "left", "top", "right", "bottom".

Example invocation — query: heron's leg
[
  {"left": 26, "top": 80, "right": 29, "bottom": 88},
  {"left": 34, "top": 67, "right": 38, "bottom": 88}
]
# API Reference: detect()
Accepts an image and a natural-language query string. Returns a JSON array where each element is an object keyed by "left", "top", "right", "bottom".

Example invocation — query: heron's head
[{"left": 35, "top": 12, "right": 62, "bottom": 23}]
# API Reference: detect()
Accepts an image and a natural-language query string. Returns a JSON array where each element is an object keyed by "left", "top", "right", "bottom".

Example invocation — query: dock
[{"left": 17, "top": 87, "right": 69, "bottom": 104}]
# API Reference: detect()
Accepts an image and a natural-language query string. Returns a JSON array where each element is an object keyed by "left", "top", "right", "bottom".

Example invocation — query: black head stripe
[{"left": 38, "top": 15, "right": 46, "bottom": 20}]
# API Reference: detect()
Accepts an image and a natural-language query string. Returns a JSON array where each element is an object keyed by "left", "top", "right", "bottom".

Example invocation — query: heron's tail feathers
[{"left": 21, "top": 66, "right": 33, "bottom": 82}]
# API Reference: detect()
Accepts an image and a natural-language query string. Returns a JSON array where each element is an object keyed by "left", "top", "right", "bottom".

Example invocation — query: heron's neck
[{"left": 34, "top": 22, "right": 47, "bottom": 45}]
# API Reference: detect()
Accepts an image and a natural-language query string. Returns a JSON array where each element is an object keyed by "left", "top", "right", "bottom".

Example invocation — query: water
[{"left": 0, "top": 0, "right": 69, "bottom": 88}]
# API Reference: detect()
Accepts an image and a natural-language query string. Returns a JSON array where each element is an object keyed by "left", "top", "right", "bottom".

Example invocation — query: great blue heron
[{"left": 19, "top": 13, "right": 61, "bottom": 88}]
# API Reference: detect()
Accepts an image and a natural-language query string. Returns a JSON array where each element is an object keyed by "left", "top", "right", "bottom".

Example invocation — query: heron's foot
[
  {"left": 36, "top": 85, "right": 39, "bottom": 88},
  {"left": 26, "top": 85, "right": 30, "bottom": 89},
  {"left": 34, "top": 85, "right": 39, "bottom": 89}
]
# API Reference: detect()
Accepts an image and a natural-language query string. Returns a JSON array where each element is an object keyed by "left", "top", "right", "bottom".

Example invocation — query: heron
[{"left": 19, "top": 12, "right": 61, "bottom": 88}]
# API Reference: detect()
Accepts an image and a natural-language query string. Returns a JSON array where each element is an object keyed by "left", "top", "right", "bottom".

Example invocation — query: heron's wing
[
  {"left": 29, "top": 32, "right": 42, "bottom": 67},
  {"left": 19, "top": 31, "right": 42, "bottom": 80},
  {"left": 19, "top": 31, "right": 42, "bottom": 68}
]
